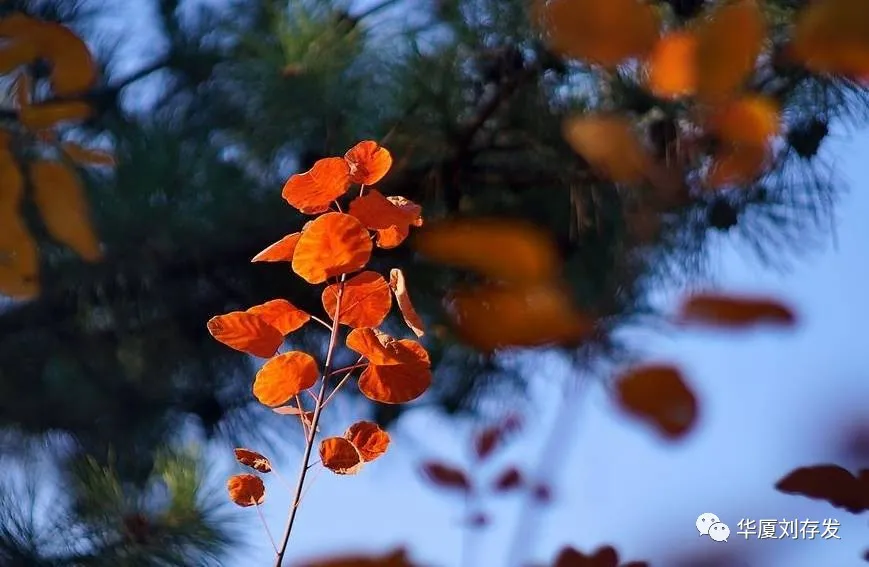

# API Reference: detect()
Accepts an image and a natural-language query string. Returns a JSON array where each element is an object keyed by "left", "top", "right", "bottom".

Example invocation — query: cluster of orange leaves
[
  {"left": 206, "top": 141, "right": 429, "bottom": 509},
  {"left": 538, "top": 0, "right": 869, "bottom": 194},
  {"left": 0, "top": 12, "right": 112, "bottom": 299}
]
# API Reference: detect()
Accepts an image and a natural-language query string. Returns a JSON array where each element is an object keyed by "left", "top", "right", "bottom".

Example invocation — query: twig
[
  {"left": 273, "top": 275, "right": 347, "bottom": 567},
  {"left": 255, "top": 502, "right": 278, "bottom": 554},
  {"left": 321, "top": 357, "right": 364, "bottom": 408},
  {"left": 310, "top": 315, "right": 333, "bottom": 330}
]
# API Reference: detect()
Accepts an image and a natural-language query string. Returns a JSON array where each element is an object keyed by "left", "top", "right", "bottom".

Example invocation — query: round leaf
[{"left": 253, "top": 351, "right": 320, "bottom": 407}]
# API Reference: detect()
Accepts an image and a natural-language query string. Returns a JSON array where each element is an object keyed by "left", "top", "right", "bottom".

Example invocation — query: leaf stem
[
  {"left": 322, "top": 357, "right": 364, "bottom": 408},
  {"left": 255, "top": 502, "right": 278, "bottom": 554},
  {"left": 273, "top": 276, "right": 347, "bottom": 566}
]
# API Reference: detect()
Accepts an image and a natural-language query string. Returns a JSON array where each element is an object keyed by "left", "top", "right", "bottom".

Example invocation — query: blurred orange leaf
[
  {"left": 492, "top": 467, "right": 523, "bottom": 492},
  {"left": 414, "top": 217, "right": 559, "bottom": 285},
  {"left": 61, "top": 142, "right": 115, "bottom": 167},
  {"left": 775, "top": 464, "right": 869, "bottom": 513},
  {"left": 344, "top": 140, "right": 393, "bottom": 185},
  {"left": 615, "top": 363, "right": 697, "bottom": 439},
  {"left": 535, "top": 0, "right": 659, "bottom": 68},
  {"left": 0, "top": 38, "right": 39, "bottom": 74},
  {"left": 320, "top": 436, "right": 364, "bottom": 475},
  {"left": 299, "top": 548, "right": 415, "bottom": 567},
  {"left": 420, "top": 461, "right": 472, "bottom": 492},
  {"left": 388, "top": 268, "right": 425, "bottom": 338},
  {"left": 246, "top": 298, "right": 311, "bottom": 335},
  {"left": 344, "top": 421, "right": 390, "bottom": 462},
  {"left": 19, "top": 101, "right": 93, "bottom": 130},
  {"left": 647, "top": 31, "right": 697, "bottom": 99},
  {"left": 791, "top": 0, "right": 869, "bottom": 79},
  {"left": 206, "top": 311, "right": 284, "bottom": 358},
  {"left": 226, "top": 473, "right": 265, "bottom": 507},
  {"left": 348, "top": 189, "right": 422, "bottom": 249},
  {"left": 695, "top": 0, "right": 766, "bottom": 104},
  {"left": 474, "top": 413, "right": 522, "bottom": 460},
  {"left": 253, "top": 351, "right": 320, "bottom": 407},
  {"left": 704, "top": 143, "right": 769, "bottom": 188},
  {"left": 29, "top": 160, "right": 102, "bottom": 261},
  {"left": 322, "top": 271, "right": 392, "bottom": 328},
  {"left": 447, "top": 281, "right": 594, "bottom": 353},
  {"left": 677, "top": 292, "right": 797, "bottom": 329},
  {"left": 282, "top": 157, "right": 351, "bottom": 214},
  {"left": 292, "top": 212, "right": 373, "bottom": 284},
  {"left": 233, "top": 448, "right": 272, "bottom": 473},
  {"left": 705, "top": 95, "right": 780, "bottom": 147},
  {"left": 252, "top": 232, "right": 301, "bottom": 263}
]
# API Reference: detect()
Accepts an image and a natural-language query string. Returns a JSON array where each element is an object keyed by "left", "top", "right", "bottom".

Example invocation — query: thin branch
[
  {"left": 254, "top": 502, "right": 278, "bottom": 554},
  {"left": 321, "top": 357, "right": 364, "bottom": 408}
]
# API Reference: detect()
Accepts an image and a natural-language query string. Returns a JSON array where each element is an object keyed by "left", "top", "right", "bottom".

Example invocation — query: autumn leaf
[
  {"left": 552, "top": 545, "right": 647, "bottom": 567},
  {"left": 251, "top": 232, "right": 301, "bottom": 263},
  {"left": 322, "top": 271, "right": 392, "bottom": 328},
  {"left": 298, "top": 548, "right": 415, "bottom": 567},
  {"left": 29, "top": 160, "right": 102, "bottom": 261},
  {"left": 474, "top": 413, "right": 522, "bottom": 460},
  {"left": 206, "top": 311, "right": 284, "bottom": 358},
  {"left": 492, "top": 467, "right": 523, "bottom": 492},
  {"left": 420, "top": 461, "right": 472, "bottom": 493},
  {"left": 282, "top": 157, "right": 351, "bottom": 214},
  {"left": 253, "top": 351, "right": 320, "bottom": 407},
  {"left": 775, "top": 464, "right": 869, "bottom": 513},
  {"left": 226, "top": 473, "right": 265, "bottom": 507},
  {"left": 446, "top": 281, "right": 594, "bottom": 353},
  {"left": 233, "top": 448, "right": 272, "bottom": 473},
  {"left": 344, "top": 421, "right": 390, "bottom": 462},
  {"left": 791, "top": 0, "right": 869, "bottom": 79},
  {"left": 344, "top": 140, "right": 393, "bottom": 185},
  {"left": 705, "top": 96, "right": 780, "bottom": 147},
  {"left": 704, "top": 143, "right": 769, "bottom": 188},
  {"left": 647, "top": 31, "right": 697, "bottom": 99},
  {"left": 348, "top": 189, "right": 422, "bottom": 249},
  {"left": 19, "top": 102, "right": 93, "bottom": 131},
  {"left": 615, "top": 364, "right": 698, "bottom": 439},
  {"left": 414, "top": 217, "right": 560, "bottom": 285},
  {"left": 389, "top": 268, "right": 425, "bottom": 337},
  {"left": 346, "top": 328, "right": 430, "bottom": 367},
  {"left": 272, "top": 405, "right": 318, "bottom": 430},
  {"left": 292, "top": 212, "right": 373, "bottom": 284},
  {"left": 535, "top": 0, "right": 659, "bottom": 68},
  {"left": 246, "top": 298, "right": 310, "bottom": 335},
  {"left": 320, "top": 437, "right": 364, "bottom": 475},
  {"left": 61, "top": 142, "right": 115, "bottom": 167},
  {"left": 676, "top": 292, "right": 797, "bottom": 329},
  {"left": 345, "top": 329, "right": 431, "bottom": 403}
]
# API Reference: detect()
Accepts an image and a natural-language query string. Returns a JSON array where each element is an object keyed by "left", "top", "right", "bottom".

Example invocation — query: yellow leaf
[{"left": 29, "top": 160, "right": 102, "bottom": 262}]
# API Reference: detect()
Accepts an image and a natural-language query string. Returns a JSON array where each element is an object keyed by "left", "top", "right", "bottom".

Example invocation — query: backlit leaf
[
  {"left": 474, "top": 414, "right": 522, "bottom": 461},
  {"left": 233, "top": 448, "right": 272, "bottom": 473},
  {"left": 677, "top": 292, "right": 797, "bottom": 329},
  {"left": 446, "top": 282, "right": 594, "bottom": 353},
  {"left": 775, "top": 464, "right": 869, "bottom": 513},
  {"left": 704, "top": 143, "right": 769, "bottom": 188},
  {"left": 414, "top": 217, "right": 559, "bottom": 285},
  {"left": 358, "top": 357, "right": 432, "bottom": 404},
  {"left": 705, "top": 95, "right": 780, "bottom": 147},
  {"left": 349, "top": 189, "right": 422, "bottom": 249},
  {"left": 492, "top": 467, "right": 523, "bottom": 492},
  {"left": 226, "top": 473, "right": 265, "bottom": 507},
  {"left": 320, "top": 437, "right": 363, "bottom": 475},
  {"left": 647, "top": 31, "right": 697, "bottom": 99},
  {"left": 252, "top": 232, "right": 301, "bottom": 263},
  {"left": 420, "top": 461, "right": 472, "bottom": 492},
  {"left": 29, "top": 160, "right": 102, "bottom": 261},
  {"left": 791, "top": 0, "right": 869, "bottom": 79},
  {"left": 246, "top": 298, "right": 310, "bottom": 335},
  {"left": 61, "top": 142, "right": 115, "bottom": 167},
  {"left": 19, "top": 101, "right": 93, "bottom": 130},
  {"left": 292, "top": 212, "right": 373, "bottom": 284},
  {"left": 344, "top": 421, "right": 390, "bottom": 462},
  {"left": 29, "top": 17, "right": 97, "bottom": 96},
  {"left": 253, "top": 351, "right": 320, "bottom": 407},
  {"left": 389, "top": 268, "right": 425, "bottom": 337},
  {"left": 206, "top": 311, "right": 284, "bottom": 358},
  {"left": 0, "top": 40, "right": 39, "bottom": 74},
  {"left": 282, "top": 157, "right": 351, "bottom": 214},
  {"left": 322, "top": 271, "right": 392, "bottom": 328},
  {"left": 344, "top": 140, "right": 393, "bottom": 185},
  {"left": 615, "top": 363, "right": 697, "bottom": 439},
  {"left": 346, "top": 328, "right": 430, "bottom": 366}
]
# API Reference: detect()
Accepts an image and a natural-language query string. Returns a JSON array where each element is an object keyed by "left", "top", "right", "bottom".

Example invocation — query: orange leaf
[
  {"left": 320, "top": 437, "right": 363, "bottom": 475},
  {"left": 705, "top": 95, "right": 780, "bottom": 147},
  {"left": 536, "top": 0, "right": 659, "bottom": 68},
  {"left": 61, "top": 142, "right": 115, "bottom": 167},
  {"left": 346, "top": 328, "right": 430, "bottom": 366},
  {"left": 775, "top": 464, "right": 869, "bottom": 514},
  {"left": 29, "top": 160, "right": 102, "bottom": 261},
  {"left": 413, "top": 217, "right": 559, "bottom": 285},
  {"left": 233, "top": 448, "right": 272, "bottom": 473},
  {"left": 348, "top": 189, "right": 422, "bottom": 249},
  {"left": 646, "top": 31, "right": 697, "bottom": 99},
  {"left": 0, "top": 39, "right": 39, "bottom": 74},
  {"left": 322, "top": 271, "right": 392, "bottom": 328},
  {"left": 282, "top": 157, "right": 351, "bottom": 214},
  {"left": 27, "top": 18, "right": 97, "bottom": 96},
  {"left": 206, "top": 311, "right": 284, "bottom": 358},
  {"left": 492, "top": 467, "right": 523, "bottom": 492},
  {"left": 246, "top": 298, "right": 310, "bottom": 335},
  {"left": 344, "top": 421, "right": 390, "bottom": 462},
  {"left": 615, "top": 364, "right": 697, "bottom": 439},
  {"left": 251, "top": 232, "right": 301, "bottom": 262},
  {"left": 359, "top": 360, "right": 431, "bottom": 404},
  {"left": 272, "top": 405, "right": 318, "bottom": 430},
  {"left": 19, "top": 101, "right": 93, "bottom": 131},
  {"left": 420, "top": 461, "right": 472, "bottom": 492},
  {"left": 704, "top": 143, "right": 769, "bottom": 188},
  {"left": 676, "top": 292, "right": 797, "bottom": 329},
  {"left": 253, "top": 351, "right": 320, "bottom": 407},
  {"left": 292, "top": 212, "right": 373, "bottom": 284},
  {"left": 344, "top": 140, "right": 393, "bottom": 185},
  {"left": 226, "top": 473, "right": 265, "bottom": 507},
  {"left": 695, "top": 0, "right": 766, "bottom": 104},
  {"left": 388, "top": 268, "right": 425, "bottom": 337},
  {"left": 791, "top": 0, "right": 869, "bottom": 79},
  {"left": 446, "top": 282, "right": 594, "bottom": 353},
  {"left": 299, "top": 548, "right": 415, "bottom": 567}
]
